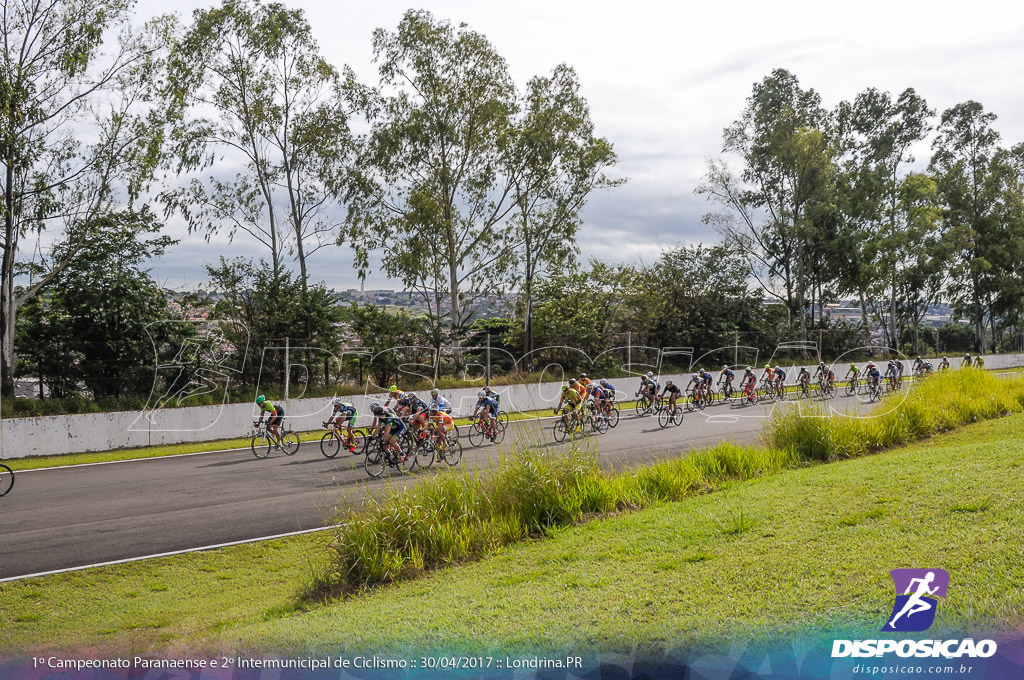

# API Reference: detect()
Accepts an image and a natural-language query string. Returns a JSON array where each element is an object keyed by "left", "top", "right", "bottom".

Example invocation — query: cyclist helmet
[
  {"left": 369, "top": 401, "right": 380, "bottom": 409},
  {"left": 430, "top": 388, "right": 439, "bottom": 396},
  {"left": 370, "top": 404, "right": 383, "bottom": 415},
  {"left": 646, "top": 371, "right": 654, "bottom": 378},
  {"left": 579, "top": 373, "right": 587, "bottom": 378},
  {"left": 331, "top": 396, "right": 342, "bottom": 406},
  {"left": 478, "top": 390, "right": 487, "bottom": 398},
  {"left": 850, "top": 363, "right": 856, "bottom": 369},
  {"left": 722, "top": 364, "right": 729, "bottom": 370},
  {"left": 568, "top": 378, "right": 578, "bottom": 385},
  {"left": 819, "top": 361, "right": 825, "bottom": 367},
  {"left": 764, "top": 364, "right": 770, "bottom": 369},
  {"left": 745, "top": 367, "right": 753, "bottom": 373},
  {"left": 389, "top": 384, "right": 398, "bottom": 392},
  {"left": 428, "top": 405, "right": 438, "bottom": 413},
  {"left": 599, "top": 378, "right": 607, "bottom": 386},
  {"left": 408, "top": 392, "right": 417, "bottom": 400},
  {"left": 692, "top": 373, "right": 699, "bottom": 379},
  {"left": 561, "top": 385, "right": 568, "bottom": 392},
  {"left": 255, "top": 395, "right": 266, "bottom": 404},
  {"left": 666, "top": 380, "right": 674, "bottom": 386}
]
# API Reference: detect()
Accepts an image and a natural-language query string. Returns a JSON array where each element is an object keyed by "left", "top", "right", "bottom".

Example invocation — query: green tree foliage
[
  {"left": 339, "top": 303, "right": 429, "bottom": 389},
  {"left": 14, "top": 209, "right": 179, "bottom": 399},
  {"left": 930, "top": 102, "right": 1024, "bottom": 353},
  {"left": 204, "top": 258, "right": 342, "bottom": 389},
  {"left": 1, "top": 0, "right": 173, "bottom": 395},
  {"left": 164, "top": 0, "right": 353, "bottom": 290}
]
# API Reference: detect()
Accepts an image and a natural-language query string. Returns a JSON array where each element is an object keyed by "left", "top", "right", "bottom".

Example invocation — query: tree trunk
[{"left": 2, "top": 163, "right": 17, "bottom": 397}]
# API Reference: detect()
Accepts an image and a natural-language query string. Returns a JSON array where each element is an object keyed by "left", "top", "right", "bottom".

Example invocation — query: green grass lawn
[{"left": 3, "top": 411, "right": 1022, "bottom": 658}]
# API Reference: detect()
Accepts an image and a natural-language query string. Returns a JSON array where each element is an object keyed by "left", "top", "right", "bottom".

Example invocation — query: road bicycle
[
  {"left": 587, "top": 398, "right": 619, "bottom": 430},
  {"left": 251, "top": 421, "right": 300, "bottom": 458},
  {"left": 634, "top": 389, "right": 656, "bottom": 415},
  {"left": 685, "top": 387, "right": 705, "bottom": 412},
  {"left": 738, "top": 381, "right": 758, "bottom": 405},
  {"left": 426, "top": 427, "right": 463, "bottom": 467},
  {"left": 0, "top": 462, "right": 13, "bottom": 497},
  {"left": 815, "top": 375, "right": 836, "bottom": 400},
  {"left": 552, "top": 408, "right": 592, "bottom": 442},
  {"left": 468, "top": 413, "right": 505, "bottom": 447},
  {"left": 319, "top": 422, "right": 368, "bottom": 459},
  {"left": 866, "top": 378, "right": 883, "bottom": 402},
  {"left": 364, "top": 431, "right": 417, "bottom": 477},
  {"left": 658, "top": 401, "right": 684, "bottom": 427},
  {"left": 718, "top": 380, "right": 736, "bottom": 404},
  {"left": 797, "top": 378, "right": 812, "bottom": 399},
  {"left": 844, "top": 376, "right": 860, "bottom": 396}
]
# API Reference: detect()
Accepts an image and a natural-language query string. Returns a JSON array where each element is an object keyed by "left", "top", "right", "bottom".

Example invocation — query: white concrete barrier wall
[{"left": 2, "top": 353, "right": 1022, "bottom": 459}]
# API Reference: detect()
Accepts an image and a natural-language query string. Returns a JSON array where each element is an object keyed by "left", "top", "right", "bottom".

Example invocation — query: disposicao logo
[
  {"left": 831, "top": 568, "right": 998, "bottom": 659},
  {"left": 882, "top": 568, "right": 948, "bottom": 632}
]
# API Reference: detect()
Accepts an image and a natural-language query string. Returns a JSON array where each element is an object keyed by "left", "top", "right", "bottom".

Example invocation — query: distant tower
[{"left": 360, "top": 279, "right": 364, "bottom": 293}]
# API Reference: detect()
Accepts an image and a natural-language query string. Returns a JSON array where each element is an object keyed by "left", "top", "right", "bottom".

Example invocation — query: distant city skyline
[{"left": 132, "top": 0, "right": 1024, "bottom": 291}]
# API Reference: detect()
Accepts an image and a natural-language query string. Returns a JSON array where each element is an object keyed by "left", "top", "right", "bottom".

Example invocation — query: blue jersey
[
  {"left": 775, "top": 369, "right": 786, "bottom": 381},
  {"left": 477, "top": 397, "right": 498, "bottom": 412}
]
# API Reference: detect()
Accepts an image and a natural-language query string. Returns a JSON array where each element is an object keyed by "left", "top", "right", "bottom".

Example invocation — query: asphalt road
[{"left": 0, "top": 390, "right": 885, "bottom": 581}]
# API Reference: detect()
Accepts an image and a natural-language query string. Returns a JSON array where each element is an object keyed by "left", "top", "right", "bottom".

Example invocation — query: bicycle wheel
[
  {"left": 251, "top": 433, "right": 272, "bottom": 459},
  {"left": 280, "top": 430, "right": 300, "bottom": 456},
  {"left": 658, "top": 408, "right": 670, "bottom": 428},
  {"left": 0, "top": 463, "right": 13, "bottom": 497},
  {"left": 443, "top": 432, "right": 463, "bottom": 466},
  {"left": 398, "top": 437, "right": 418, "bottom": 473},
  {"left": 607, "top": 404, "right": 620, "bottom": 428},
  {"left": 671, "top": 407, "right": 684, "bottom": 426},
  {"left": 845, "top": 380, "right": 856, "bottom": 396},
  {"left": 320, "top": 431, "right": 341, "bottom": 458},
  {"left": 364, "top": 442, "right": 386, "bottom": 477},
  {"left": 775, "top": 383, "right": 786, "bottom": 401},
  {"left": 552, "top": 418, "right": 568, "bottom": 443},
  {"left": 635, "top": 395, "right": 651, "bottom": 415},
  {"left": 593, "top": 413, "right": 609, "bottom": 433},
  {"left": 497, "top": 410, "right": 509, "bottom": 428},
  {"left": 413, "top": 434, "right": 435, "bottom": 469},
  {"left": 492, "top": 420, "right": 506, "bottom": 444},
  {"left": 468, "top": 421, "right": 487, "bottom": 447},
  {"left": 350, "top": 431, "right": 368, "bottom": 456}
]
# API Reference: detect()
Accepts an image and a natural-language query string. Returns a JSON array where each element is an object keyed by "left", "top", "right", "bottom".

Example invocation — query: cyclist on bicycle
[
  {"left": 699, "top": 368, "right": 714, "bottom": 393},
  {"left": 974, "top": 355, "right": 984, "bottom": 368},
  {"left": 884, "top": 360, "right": 899, "bottom": 387},
  {"left": 865, "top": 362, "right": 881, "bottom": 389},
  {"left": 428, "top": 405, "right": 456, "bottom": 445},
  {"left": 255, "top": 395, "right": 284, "bottom": 443},
  {"left": 324, "top": 397, "right": 359, "bottom": 454},
  {"left": 370, "top": 403, "right": 406, "bottom": 458},
  {"left": 961, "top": 353, "right": 972, "bottom": 367},
  {"left": 939, "top": 356, "right": 950, "bottom": 371},
  {"left": 590, "top": 381, "right": 611, "bottom": 417},
  {"left": 741, "top": 367, "right": 757, "bottom": 400},
  {"left": 637, "top": 371, "right": 659, "bottom": 400},
  {"left": 473, "top": 390, "right": 500, "bottom": 440},
  {"left": 660, "top": 379, "right": 683, "bottom": 412},
  {"left": 893, "top": 359, "right": 905, "bottom": 382},
  {"left": 408, "top": 404, "right": 432, "bottom": 441},
  {"left": 686, "top": 372, "right": 704, "bottom": 402},
  {"left": 428, "top": 388, "right": 453, "bottom": 414},
  {"left": 719, "top": 365, "right": 735, "bottom": 393},
  {"left": 482, "top": 385, "right": 502, "bottom": 410},
  {"left": 773, "top": 366, "right": 787, "bottom": 392},
  {"left": 403, "top": 392, "right": 430, "bottom": 415},
  {"left": 814, "top": 361, "right": 835, "bottom": 389},
  {"left": 845, "top": 362, "right": 860, "bottom": 383},
  {"left": 577, "top": 373, "right": 592, "bottom": 395},
  {"left": 599, "top": 378, "right": 616, "bottom": 401},
  {"left": 554, "top": 383, "right": 583, "bottom": 429},
  {"left": 798, "top": 367, "right": 811, "bottom": 390}
]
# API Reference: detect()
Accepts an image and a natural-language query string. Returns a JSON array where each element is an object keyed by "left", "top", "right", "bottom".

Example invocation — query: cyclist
[
  {"left": 773, "top": 365, "right": 787, "bottom": 393},
  {"left": 797, "top": 367, "right": 812, "bottom": 392},
  {"left": 939, "top": 356, "right": 951, "bottom": 371},
  {"left": 482, "top": 385, "right": 502, "bottom": 412},
  {"left": 741, "top": 367, "right": 757, "bottom": 401},
  {"left": 428, "top": 405, "right": 456, "bottom": 446},
  {"left": 760, "top": 363, "right": 775, "bottom": 385},
  {"left": 814, "top": 361, "right": 836, "bottom": 390},
  {"left": 324, "top": 397, "right": 359, "bottom": 454},
  {"left": 961, "top": 353, "right": 973, "bottom": 368},
  {"left": 845, "top": 362, "right": 860, "bottom": 384},
  {"left": 577, "top": 373, "right": 592, "bottom": 395},
  {"left": 974, "top": 355, "right": 984, "bottom": 369},
  {"left": 473, "top": 390, "right": 500, "bottom": 440},
  {"left": 599, "top": 378, "right": 616, "bottom": 401},
  {"left": 719, "top": 364, "right": 735, "bottom": 394},
  {"left": 866, "top": 362, "right": 882, "bottom": 391},
  {"left": 884, "top": 360, "right": 900, "bottom": 388},
  {"left": 428, "top": 388, "right": 453, "bottom": 415},
  {"left": 370, "top": 403, "right": 406, "bottom": 458},
  {"left": 403, "top": 391, "right": 430, "bottom": 416},
  {"left": 660, "top": 379, "right": 683, "bottom": 412},
  {"left": 384, "top": 385, "right": 408, "bottom": 414},
  {"left": 638, "top": 371, "right": 658, "bottom": 401},
  {"left": 686, "top": 372, "right": 704, "bottom": 402},
  {"left": 255, "top": 395, "right": 284, "bottom": 444},
  {"left": 408, "top": 404, "right": 432, "bottom": 441},
  {"left": 591, "top": 380, "right": 612, "bottom": 418},
  {"left": 893, "top": 359, "right": 905, "bottom": 384},
  {"left": 699, "top": 368, "right": 714, "bottom": 393},
  {"left": 554, "top": 383, "right": 584, "bottom": 430}
]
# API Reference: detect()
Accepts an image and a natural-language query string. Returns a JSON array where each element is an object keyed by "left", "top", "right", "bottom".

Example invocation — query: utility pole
[
  {"left": 734, "top": 330, "right": 738, "bottom": 366},
  {"left": 627, "top": 331, "right": 632, "bottom": 376},
  {"left": 486, "top": 333, "right": 491, "bottom": 386}
]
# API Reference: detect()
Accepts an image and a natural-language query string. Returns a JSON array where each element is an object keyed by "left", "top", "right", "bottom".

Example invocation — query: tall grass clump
[{"left": 766, "top": 369, "right": 1024, "bottom": 462}]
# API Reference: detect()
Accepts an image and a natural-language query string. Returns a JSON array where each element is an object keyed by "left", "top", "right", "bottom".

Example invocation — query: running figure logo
[{"left": 882, "top": 568, "right": 949, "bottom": 632}]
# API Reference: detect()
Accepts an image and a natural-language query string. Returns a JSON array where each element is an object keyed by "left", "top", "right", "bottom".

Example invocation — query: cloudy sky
[{"left": 138, "top": 0, "right": 1024, "bottom": 291}]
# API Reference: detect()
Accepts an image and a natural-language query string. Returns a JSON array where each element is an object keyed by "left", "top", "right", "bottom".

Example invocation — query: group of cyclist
[{"left": 251, "top": 352, "right": 988, "bottom": 457}]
